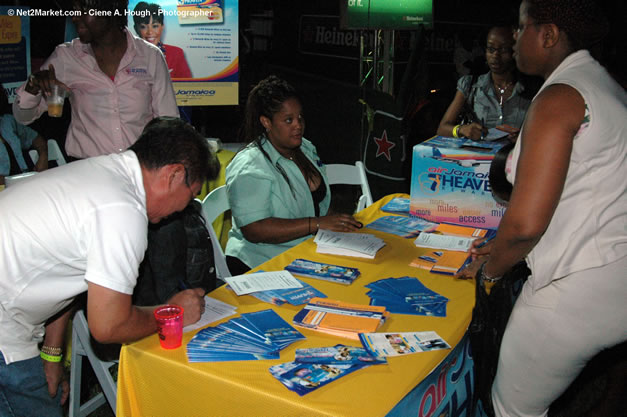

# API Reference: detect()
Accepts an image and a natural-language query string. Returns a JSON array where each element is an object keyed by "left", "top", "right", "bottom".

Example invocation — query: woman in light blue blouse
[
  {"left": 225, "top": 76, "right": 362, "bottom": 274},
  {"left": 437, "top": 25, "right": 534, "bottom": 140}
]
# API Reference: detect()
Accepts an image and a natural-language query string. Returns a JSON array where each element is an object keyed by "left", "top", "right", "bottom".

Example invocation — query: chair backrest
[
  {"left": 325, "top": 161, "right": 373, "bottom": 212},
  {"left": 29, "top": 139, "right": 67, "bottom": 166},
  {"left": 198, "top": 185, "right": 232, "bottom": 280}
]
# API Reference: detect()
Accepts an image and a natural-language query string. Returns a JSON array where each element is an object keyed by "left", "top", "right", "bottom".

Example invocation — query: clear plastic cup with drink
[{"left": 46, "top": 84, "right": 68, "bottom": 118}]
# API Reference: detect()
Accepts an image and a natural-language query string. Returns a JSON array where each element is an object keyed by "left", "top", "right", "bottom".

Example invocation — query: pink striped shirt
[{"left": 13, "top": 29, "right": 178, "bottom": 159}]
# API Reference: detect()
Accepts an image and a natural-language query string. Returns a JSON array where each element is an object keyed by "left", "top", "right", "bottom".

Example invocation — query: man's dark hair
[
  {"left": 130, "top": 117, "right": 220, "bottom": 185},
  {"left": 132, "top": 2, "right": 164, "bottom": 33}
]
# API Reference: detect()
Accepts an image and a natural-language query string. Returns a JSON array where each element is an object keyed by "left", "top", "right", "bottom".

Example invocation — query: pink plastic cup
[{"left": 154, "top": 305, "right": 184, "bottom": 349}]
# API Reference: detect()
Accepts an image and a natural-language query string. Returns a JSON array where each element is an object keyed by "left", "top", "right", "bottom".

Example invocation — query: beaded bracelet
[
  {"left": 41, "top": 345, "right": 62, "bottom": 356},
  {"left": 40, "top": 351, "right": 62, "bottom": 363}
]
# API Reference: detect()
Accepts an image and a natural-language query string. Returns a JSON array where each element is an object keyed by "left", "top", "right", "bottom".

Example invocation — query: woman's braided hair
[{"left": 525, "top": 0, "right": 609, "bottom": 51}]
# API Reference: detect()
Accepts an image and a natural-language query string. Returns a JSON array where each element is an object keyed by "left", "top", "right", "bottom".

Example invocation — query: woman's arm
[
  {"left": 31, "top": 135, "right": 48, "bottom": 172},
  {"left": 241, "top": 214, "right": 362, "bottom": 244},
  {"left": 436, "top": 90, "right": 485, "bottom": 140},
  {"left": 466, "top": 84, "right": 584, "bottom": 279},
  {"left": 437, "top": 90, "right": 466, "bottom": 137}
]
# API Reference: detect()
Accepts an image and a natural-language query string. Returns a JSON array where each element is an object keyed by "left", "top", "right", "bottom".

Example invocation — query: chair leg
[
  {"left": 69, "top": 323, "right": 83, "bottom": 417},
  {"left": 69, "top": 311, "right": 117, "bottom": 416}
]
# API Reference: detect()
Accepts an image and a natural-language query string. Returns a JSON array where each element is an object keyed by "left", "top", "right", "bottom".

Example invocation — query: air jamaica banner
[{"left": 385, "top": 335, "right": 487, "bottom": 417}]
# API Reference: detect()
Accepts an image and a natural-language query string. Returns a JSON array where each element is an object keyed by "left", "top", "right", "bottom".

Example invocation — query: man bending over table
[{"left": 0, "top": 117, "right": 215, "bottom": 417}]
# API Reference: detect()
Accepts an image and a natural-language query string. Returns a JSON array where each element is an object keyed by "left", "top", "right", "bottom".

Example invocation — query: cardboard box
[{"left": 409, "top": 136, "right": 507, "bottom": 229}]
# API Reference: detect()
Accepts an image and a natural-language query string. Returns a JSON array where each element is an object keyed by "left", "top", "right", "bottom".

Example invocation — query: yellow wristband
[
  {"left": 40, "top": 351, "right": 62, "bottom": 363},
  {"left": 452, "top": 124, "right": 461, "bottom": 138}
]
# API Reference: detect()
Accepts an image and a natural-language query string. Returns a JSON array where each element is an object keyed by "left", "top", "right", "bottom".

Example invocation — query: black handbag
[{"left": 457, "top": 73, "right": 480, "bottom": 126}]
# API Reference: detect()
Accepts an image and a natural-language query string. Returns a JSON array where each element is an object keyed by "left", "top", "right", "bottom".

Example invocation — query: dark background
[{"left": 5, "top": 0, "right": 626, "bottom": 199}]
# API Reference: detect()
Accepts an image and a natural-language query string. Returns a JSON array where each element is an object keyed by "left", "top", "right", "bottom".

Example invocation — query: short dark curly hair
[
  {"left": 130, "top": 117, "right": 220, "bottom": 185},
  {"left": 525, "top": 0, "right": 609, "bottom": 51},
  {"left": 132, "top": 2, "right": 164, "bottom": 34}
]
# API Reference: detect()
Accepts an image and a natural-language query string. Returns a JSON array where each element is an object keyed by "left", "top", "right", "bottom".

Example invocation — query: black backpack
[{"left": 133, "top": 200, "right": 217, "bottom": 306}]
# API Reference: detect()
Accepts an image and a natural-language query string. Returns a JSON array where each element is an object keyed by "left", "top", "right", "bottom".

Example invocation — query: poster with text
[
  {"left": 127, "top": 0, "right": 238, "bottom": 106},
  {"left": 0, "top": 6, "right": 31, "bottom": 103}
]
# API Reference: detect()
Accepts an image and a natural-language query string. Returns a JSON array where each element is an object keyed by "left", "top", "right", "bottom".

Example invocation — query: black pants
[{"left": 226, "top": 256, "right": 251, "bottom": 276}]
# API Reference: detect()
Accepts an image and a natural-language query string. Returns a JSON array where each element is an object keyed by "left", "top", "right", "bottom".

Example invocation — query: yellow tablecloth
[{"left": 117, "top": 194, "right": 475, "bottom": 417}]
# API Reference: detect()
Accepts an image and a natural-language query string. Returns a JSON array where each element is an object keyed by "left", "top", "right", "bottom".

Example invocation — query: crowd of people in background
[{"left": 1, "top": 0, "right": 625, "bottom": 416}]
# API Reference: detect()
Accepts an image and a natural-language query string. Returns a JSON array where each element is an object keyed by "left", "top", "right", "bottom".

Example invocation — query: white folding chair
[
  {"left": 69, "top": 310, "right": 117, "bottom": 417},
  {"left": 197, "top": 185, "right": 232, "bottom": 281},
  {"left": 29, "top": 139, "right": 67, "bottom": 166},
  {"left": 325, "top": 161, "right": 374, "bottom": 212}
]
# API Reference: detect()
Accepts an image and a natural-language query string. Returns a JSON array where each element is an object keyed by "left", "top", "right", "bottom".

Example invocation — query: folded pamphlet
[
  {"left": 293, "top": 298, "right": 388, "bottom": 340},
  {"left": 187, "top": 309, "right": 304, "bottom": 362},
  {"left": 249, "top": 276, "right": 327, "bottom": 306},
  {"left": 380, "top": 197, "right": 410, "bottom": 214},
  {"left": 295, "top": 344, "right": 386, "bottom": 365},
  {"left": 409, "top": 250, "right": 471, "bottom": 276},
  {"left": 365, "top": 277, "right": 449, "bottom": 317},
  {"left": 359, "top": 331, "right": 450, "bottom": 357},
  {"left": 225, "top": 271, "right": 302, "bottom": 295},
  {"left": 314, "top": 229, "right": 385, "bottom": 259},
  {"left": 269, "top": 361, "right": 367, "bottom": 396},
  {"left": 284, "top": 259, "right": 360, "bottom": 285},
  {"left": 365, "top": 215, "right": 438, "bottom": 238},
  {"left": 414, "top": 233, "right": 475, "bottom": 252},
  {"left": 434, "top": 223, "right": 490, "bottom": 239}
]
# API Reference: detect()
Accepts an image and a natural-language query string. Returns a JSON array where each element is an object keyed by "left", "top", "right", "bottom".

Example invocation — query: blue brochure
[
  {"left": 365, "top": 277, "right": 449, "bottom": 317},
  {"left": 187, "top": 309, "right": 304, "bottom": 362},
  {"left": 284, "top": 259, "right": 360, "bottom": 285},
  {"left": 380, "top": 197, "right": 410, "bottom": 214},
  {"left": 295, "top": 345, "right": 386, "bottom": 365},
  {"left": 365, "top": 215, "right": 438, "bottom": 238},
  {"left": 269, "top": 361, "right": 368, "bottom": 396},
  {"left": 250, "top": 278, "right": 327, "bottom": 306}
]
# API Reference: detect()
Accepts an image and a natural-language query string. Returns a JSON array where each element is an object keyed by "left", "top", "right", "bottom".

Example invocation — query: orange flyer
[
  {"left": 435, "top": 224, "right": 488, "bottom": 238},
  {"left": 293, "top": 298, "right": 387, "bottom": 339}
]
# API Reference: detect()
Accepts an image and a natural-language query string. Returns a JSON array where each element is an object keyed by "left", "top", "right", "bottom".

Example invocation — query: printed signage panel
[
  {"left": 127, "top": 0, "right": 239, "bottom": 106},
  {"left": 0, "top": 6, "right": 31, "bottom": 103}
]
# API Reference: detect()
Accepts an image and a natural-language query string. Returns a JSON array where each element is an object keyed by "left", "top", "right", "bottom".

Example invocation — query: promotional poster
[
  {"left": 127, "top": 0, "right": 239, "bottom": 106},
  {"left": 0, "top": 6, "right": 31, "bottom": 103}
]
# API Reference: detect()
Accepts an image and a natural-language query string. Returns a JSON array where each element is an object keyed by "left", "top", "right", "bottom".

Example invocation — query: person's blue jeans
[{"left": 0, "top": 351, "right": 63, "bottom": 417}]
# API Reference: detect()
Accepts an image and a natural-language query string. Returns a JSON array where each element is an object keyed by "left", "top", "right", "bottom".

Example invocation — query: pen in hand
[{"left": 475, "top": 234, "right": 495, "bottom": 249}]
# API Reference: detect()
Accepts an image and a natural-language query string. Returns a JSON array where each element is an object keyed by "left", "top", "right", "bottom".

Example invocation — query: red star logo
[{"left": 374, "top": 130, "right": 396, "bottom": 161}]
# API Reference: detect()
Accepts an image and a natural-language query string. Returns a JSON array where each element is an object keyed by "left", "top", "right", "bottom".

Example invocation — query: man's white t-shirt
[{"left": 0, "top": 151, "right": 148, "bottom": 364}]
